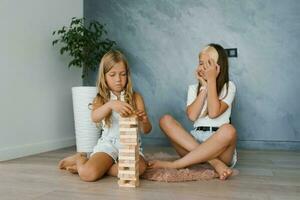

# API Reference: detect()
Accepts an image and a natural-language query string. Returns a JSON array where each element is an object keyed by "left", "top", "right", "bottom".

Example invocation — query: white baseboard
[{"left": 0, "top": 137, "right": 75, "bottom": 161}]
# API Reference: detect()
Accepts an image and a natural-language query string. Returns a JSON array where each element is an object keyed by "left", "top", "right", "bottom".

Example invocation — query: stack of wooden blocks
[{"left": 118, "top": 116, "right": 140, "bottom": 187}]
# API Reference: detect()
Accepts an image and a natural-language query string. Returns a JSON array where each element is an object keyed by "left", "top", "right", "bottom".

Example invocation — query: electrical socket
[{"left": 225, "top": 48, "right": 238, "bottom": 57}]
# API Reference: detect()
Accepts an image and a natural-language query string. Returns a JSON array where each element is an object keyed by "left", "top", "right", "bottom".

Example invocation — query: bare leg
[
  {"left": 158, "top": 115, "right": 199, "bottom": 153},
  {"left": 150, "top": 115, "right": 236, "bottom": 180},
  {"left": 208, "top": 159, "right": 233, "bottom": 180},
  {"left": 170, "top": 138, "right": 234, "bottom": 180},
  {"left": 78, "top": 152, "right": 114, "bottom": 181},
  {"left": 107, "top": 155, "right": 147, "bottom": 177},
  {"left": 63, "top": 152, "right": 114, "bottom": 182},
  {"left": 58, "top": 152, "right": 87, "bottom": 170},
  {"left": 208, "top": 134, "right": 237, "bottom": 180},
  {"left": 149, "top": 123, "right": 237, "bottom": 170}
]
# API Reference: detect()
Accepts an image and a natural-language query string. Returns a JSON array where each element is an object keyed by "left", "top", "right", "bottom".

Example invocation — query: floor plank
[{"left": 0, "top": 146, "right": 299, "bottom": 200}]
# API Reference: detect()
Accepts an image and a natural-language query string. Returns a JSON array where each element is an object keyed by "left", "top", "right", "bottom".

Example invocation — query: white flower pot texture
[{"left": 72, "top": 86, "right": 100, "bottom": 153}]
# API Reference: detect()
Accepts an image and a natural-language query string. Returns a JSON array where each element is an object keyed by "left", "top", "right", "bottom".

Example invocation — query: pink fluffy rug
[{"left": 141, "top": 152, "right": 239, "bottom": 182}]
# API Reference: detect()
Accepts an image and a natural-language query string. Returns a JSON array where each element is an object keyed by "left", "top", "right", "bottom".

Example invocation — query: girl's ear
[{"left": 216, "top": 64, "right": 220, "bottom": 75}]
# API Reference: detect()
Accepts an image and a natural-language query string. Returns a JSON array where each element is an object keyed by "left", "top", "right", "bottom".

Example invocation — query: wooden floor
[{"left": 0, "top": 146, "right": 300, "bottom": 200}]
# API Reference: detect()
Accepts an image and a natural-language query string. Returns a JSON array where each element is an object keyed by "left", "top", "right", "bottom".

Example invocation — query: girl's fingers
[
  {"left": 138, "top": 111, "right": 146, "bottom": 115},
  {"left": 195, "top": 71, "right": 201, "bottom": 79},
  {"left": 121, "top": 107, "right": 132, "bottom": 116},
  {"left": 122, "top": 103, "right": 134, "bottom": 114},
  {"left": 136, "top": 111, "right": 146, "bottom": 118},
  {"left": 199, "top": 69, "right": 205, "bottom": 76},
  {"left": 123, "top": 102, "right": 134, "bottom": 111},
  {"left": 120, "top": 112, "right": 126, "bottom": 117},
  {"left": 120, "top": 110, "right": 128, "bottom": 117}
]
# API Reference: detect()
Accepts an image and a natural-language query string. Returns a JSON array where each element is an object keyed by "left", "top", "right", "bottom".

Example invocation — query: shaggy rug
[{"left": 141, "top": 152, "right": 239, "bottom": 182}]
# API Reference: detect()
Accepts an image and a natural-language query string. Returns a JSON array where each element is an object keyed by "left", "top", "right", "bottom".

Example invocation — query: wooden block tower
[{"left": 118, "top": 116, "right": 140, "bottom": 187}]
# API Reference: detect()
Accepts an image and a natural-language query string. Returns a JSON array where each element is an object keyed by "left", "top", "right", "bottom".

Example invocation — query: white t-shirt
[{"left": 186, "top": 81, "right": 236, "bottom": 128}]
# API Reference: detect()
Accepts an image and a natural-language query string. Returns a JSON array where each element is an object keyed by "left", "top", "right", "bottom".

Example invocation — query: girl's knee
[
  {"left": 219, "top": 124, "right": 237, "bottom": 141},
  {"left": 78, "top": 165, "right": 103, "bottom": 182},
  {"left": 159, "top": 114, "right": 174, "bottom": 127}
]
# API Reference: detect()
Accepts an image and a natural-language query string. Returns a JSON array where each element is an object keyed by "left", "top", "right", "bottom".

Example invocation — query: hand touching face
[{"left": 197, "top": 53, "right": 220, "bottom": 82}]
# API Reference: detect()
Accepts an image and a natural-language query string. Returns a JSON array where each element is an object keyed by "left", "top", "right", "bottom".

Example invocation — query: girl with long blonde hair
[
  {"left": 149, "top": 44, "right": 237, "bottom": 180},
  {"left": 59, "top": 50, "right": 152, "bottom": 181}
]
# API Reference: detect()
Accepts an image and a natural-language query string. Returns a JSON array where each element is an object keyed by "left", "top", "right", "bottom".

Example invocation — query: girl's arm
[
  {"left": 134, "top": 92, "right": 152, "bottom": 134},
  {"left": 207, "top": 79, "right": 228, "bottom": 118},
  {"left": 186, "top": 68, "right": 208, "bottom": 121},
  {"left": 206, "top": 59, "right": 229, "bottom": 118},
  {"left": 91, "top": 101, "right": 134, "bottom": 123},
  {"left": 91, "top": 102, "right": 111, "bottom": 123},
  {"left": 186, "top": 88, "right": 207, "bottom": 121}
]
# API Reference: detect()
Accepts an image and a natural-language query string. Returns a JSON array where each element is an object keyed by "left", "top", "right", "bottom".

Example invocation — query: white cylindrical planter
[{"left": 72, "top": 86, "right": 100, "bottom": 153}]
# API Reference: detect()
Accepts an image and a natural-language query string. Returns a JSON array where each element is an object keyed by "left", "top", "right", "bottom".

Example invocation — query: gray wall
[
  {"left": 85, "top": 0, "right": 300, "bottom": 150},
  {"left": 0, "top": 0, "right": 83, "bottom": 161}
]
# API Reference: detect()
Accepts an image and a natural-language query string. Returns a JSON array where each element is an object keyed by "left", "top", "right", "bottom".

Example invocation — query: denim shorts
[
  {"left": 190, "top": 128, "right": 238, "bottom": 168},
  {"left": 91, "top": 137, "right": 144, "bottom": 163}
]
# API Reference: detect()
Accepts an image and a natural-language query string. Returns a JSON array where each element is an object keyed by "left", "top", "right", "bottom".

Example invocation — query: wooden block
[
  {"left": 120, "top": 134, "right": 138, "bottom": 139},
  {"left": 119, "top": 146, "right": 137, "bottom": 153},
  {"left": 118, "top": 155, "right": 138, "bottom": 161},
  {"left": 118, "top": 165, "right": 137, "bottom": 171},
  {"left": 118, "top": 168, "right": 138, "bottom": 175},
  {"left": 119, "top": 120, "right": 138, "bottom": 125},
  {"left": 118, "top": 173, "right": 139, "bottom": 180},
  {"left": 119, "top": 117, "right": 137, "bottom": 124},
  {"left": 120, "top": 124, "right": 138, "bottom": 129},
  {"left": 119, "top": 151, "right": 135, "bottom": 157},
  {"left": 120, "top": 127, "right": 138, "bottom": 133},
  {"left": 118, "top": 116, "right": 140, "bottom": 187},
  {"left": 118, "top": 160, "right": 138, "bottom": 168},
  {"left": 119, "top": 150, "right": 139, "bottom": 158},
  {"left": 118, "top": 179, "right": 139, "bottom": 187},
  {"left": 120, "top": 116, "right": 137, "bottom": 120},
  {"left": 120, "top": 138, "right": 138, "bottom": 145},
  {"left": 120, "top": 131, "right": 138, "bottom": 136}
]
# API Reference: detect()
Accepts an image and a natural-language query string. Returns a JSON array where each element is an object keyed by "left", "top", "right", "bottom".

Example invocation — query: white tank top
[
  {"left": 101, "top": 91, "right": 125, "bottom": 140},
  {"left": 100, "top": 90, "right": 143, "bottom": 150}
]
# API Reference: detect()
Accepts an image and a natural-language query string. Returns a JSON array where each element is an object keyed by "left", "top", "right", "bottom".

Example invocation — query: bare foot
[
  {"left": 66, "top": 165, "right": 78, "bottom": 174},
  {"left": 58, "top": 153, "right": 86, "bottom": 170},
  {"left": 147, "top": 160, "right": 176, "bottom": 169},
  {"left": 209, "top": 159, "right": 233, "bottom": 180}
]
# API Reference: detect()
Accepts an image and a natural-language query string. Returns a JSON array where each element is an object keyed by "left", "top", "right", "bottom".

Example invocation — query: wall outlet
[{"left": 225, "top": 48, "right": 238, "bottom": 57}]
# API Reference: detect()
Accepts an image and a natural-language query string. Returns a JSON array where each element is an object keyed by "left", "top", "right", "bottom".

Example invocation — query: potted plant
[{"left": 52, "top": 17, "right": 116, "bottom": 153}]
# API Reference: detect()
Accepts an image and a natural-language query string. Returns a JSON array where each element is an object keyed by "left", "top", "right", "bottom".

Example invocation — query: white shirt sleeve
[
  {"left": 220, "top": 81, "right": 236, "bottom": 106},
  {"left": 186, "top": 84, "right": 198, "bottom": 106}
]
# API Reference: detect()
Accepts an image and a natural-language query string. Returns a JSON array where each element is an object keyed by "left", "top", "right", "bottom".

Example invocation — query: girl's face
[
  {"left": 197, "top": 53, "right": 210, "bottom": 80},
  {"left": 105, "top": 61, "right": 127, "bottom": 94},
  {"left": 197, "top": 50, "right": 219, "bottom": 80}
]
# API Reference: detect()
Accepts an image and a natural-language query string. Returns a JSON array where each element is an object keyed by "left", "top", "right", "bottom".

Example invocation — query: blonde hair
[
  {"left": 92, "top": 50, "right": 135, "bottom": 127},
  {"left": 199, "top": 46, "right": 219, "bottom": 62}
]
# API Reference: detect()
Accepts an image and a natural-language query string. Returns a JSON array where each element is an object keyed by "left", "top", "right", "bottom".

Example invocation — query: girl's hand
[
  {"left": 109, "top": 100, "right": 134, "bottom": 117},
  {"left": 136, "top": 110, "right": 149, "bottom": 123},
  {"left": 196, "top": 66, "right": 207, "bottom": 87},
  {"left": 204, "top": 58, "right": 220, "bottom": 81}
]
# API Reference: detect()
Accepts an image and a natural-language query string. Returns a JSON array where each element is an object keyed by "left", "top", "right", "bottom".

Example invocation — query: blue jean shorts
[
  {"left": 91, "top": 137, "right": 144, "bottom": 163},
  {"left": 190, "top": 128, "right": 238, "bottom": 168}
]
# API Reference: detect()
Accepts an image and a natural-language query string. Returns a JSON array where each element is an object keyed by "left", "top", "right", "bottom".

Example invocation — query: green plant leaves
[{"left": 52, "top": 17, "right": 116, "bottom": 79}]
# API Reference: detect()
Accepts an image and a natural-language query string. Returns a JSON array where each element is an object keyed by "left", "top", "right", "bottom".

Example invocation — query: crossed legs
[
  {"left": 148, "top": 115, "right": 237, "bottom": 180},
  {"left": 59, "top": 152, "right": 147, "bottom": 182}
]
